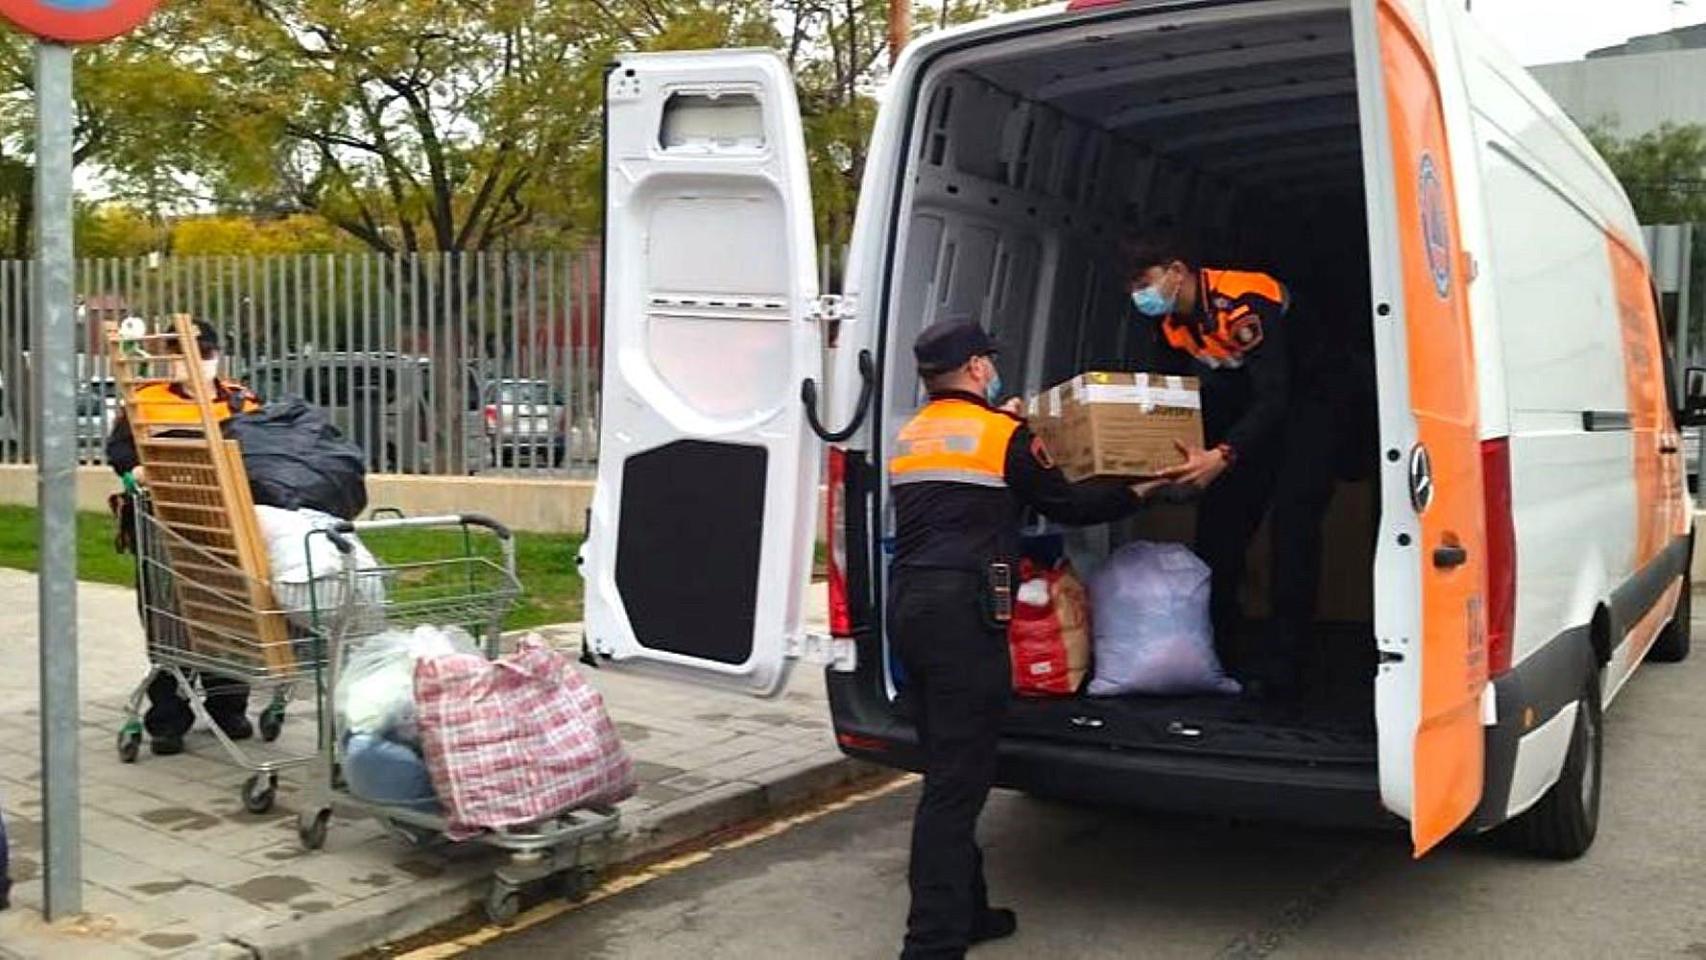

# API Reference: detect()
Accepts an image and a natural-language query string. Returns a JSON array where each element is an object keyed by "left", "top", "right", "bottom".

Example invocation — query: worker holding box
[
  {"left": 889, "top": 320, "right": 1166, "bottom": 959},
  {"left": 1123, "top": 239, "right": 1343, "bottom": 702}
]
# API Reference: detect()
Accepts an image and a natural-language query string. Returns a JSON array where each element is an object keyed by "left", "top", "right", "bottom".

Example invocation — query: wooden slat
[
  {"left": 147, "top": 479, "right": 226, "bottom": 495},
  {"left": 138, "top": 439, "right": 213, "bottom": 452},
  {"left": 152, "top": 520, "right": 238, "bottom": 541},
  {"left": 161, "top": 561, "right": 249, "bottom": 589}
]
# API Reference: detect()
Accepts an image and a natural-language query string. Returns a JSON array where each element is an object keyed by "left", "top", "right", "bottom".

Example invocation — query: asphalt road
[{"left": 450, "top": 636, "right": 1706, "bottom": 960}]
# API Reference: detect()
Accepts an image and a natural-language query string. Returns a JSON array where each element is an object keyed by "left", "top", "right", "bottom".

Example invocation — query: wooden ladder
[{"left": 106, "top": 314, "right": 295, "bottom": 677}]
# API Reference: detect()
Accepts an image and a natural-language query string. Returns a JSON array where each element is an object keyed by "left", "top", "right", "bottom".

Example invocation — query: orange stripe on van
[
  {"left": 1605, "top": 234, "right": 1689, "bottom": 564},
  {"left": 1378, "top": 0, "right": 1488, "bottom": 858}
]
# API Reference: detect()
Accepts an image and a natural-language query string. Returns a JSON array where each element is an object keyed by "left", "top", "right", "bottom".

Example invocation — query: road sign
[{"left": 0, "top": 0, "right": 159, "bottom": 44}]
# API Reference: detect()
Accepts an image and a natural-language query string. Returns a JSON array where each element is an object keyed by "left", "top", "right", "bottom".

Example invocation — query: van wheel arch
[{"left": 1495, "top": 670, "right": 1603, "bottom": 859}]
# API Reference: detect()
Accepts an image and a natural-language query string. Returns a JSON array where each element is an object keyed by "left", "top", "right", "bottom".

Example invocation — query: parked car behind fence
[{"left": 247, "top": 353, "right": 488, "bottom": 475}]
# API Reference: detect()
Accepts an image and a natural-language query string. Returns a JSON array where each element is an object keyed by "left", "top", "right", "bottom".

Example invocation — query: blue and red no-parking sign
[{"left": 0, "top": 0, "right": 159, "bottom": 44}]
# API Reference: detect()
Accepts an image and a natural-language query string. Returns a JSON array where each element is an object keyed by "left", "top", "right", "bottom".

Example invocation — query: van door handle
[
  {"left": 1433, "top": 544, "right": 1468, "bottom": 569},
  {"left": 1660, "top": 444, "right": 1681, "bottom": 454}
]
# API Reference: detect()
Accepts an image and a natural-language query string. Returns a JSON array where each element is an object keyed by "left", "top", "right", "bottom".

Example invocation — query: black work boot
[
  {"left": 211, "top": 713, "right": 254, "bottom": 742},
  {"left": 150, "top": 733, "right": 186, "bottom": 756},
  {"left": 970, "top": 908, "right": 1017, "bottom": 947}
]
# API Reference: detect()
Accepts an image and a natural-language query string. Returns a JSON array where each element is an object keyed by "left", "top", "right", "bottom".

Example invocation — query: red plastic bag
[
  {"left": 1008, "top": 560, "right": 1092, "bottom": 697},
  {"left": 415, "top": 636, "right": 635, "bottom": 840}
]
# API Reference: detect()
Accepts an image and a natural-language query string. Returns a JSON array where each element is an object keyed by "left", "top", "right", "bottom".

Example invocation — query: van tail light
[
  {"left": 836, "top": 731, "right": 890, "bottom": 753},
  {"left": 483, "top": 404, "right": 497, "bottom": 432},
  {"left": 826, "top": 446, "right": 852, "bottom": 638},
  {"left": 1482, "top": 437, "right": 1517, "bottom": 678}
]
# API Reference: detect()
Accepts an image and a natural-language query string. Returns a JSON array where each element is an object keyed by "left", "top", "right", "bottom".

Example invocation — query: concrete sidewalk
[{"left": 0, "top": 570, "right": 876, "bottom": 959}]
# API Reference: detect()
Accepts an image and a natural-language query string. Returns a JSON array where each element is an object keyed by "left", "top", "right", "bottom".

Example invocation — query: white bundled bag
[
  {"left": 255, "top": 505, "right": 385, "bottom": 630},
  {"left": 337, "top": 624, "right": 480, "bottom": 742},
  {"left": 1086, "top": 541, "right": 1241, "bottom": 697}
]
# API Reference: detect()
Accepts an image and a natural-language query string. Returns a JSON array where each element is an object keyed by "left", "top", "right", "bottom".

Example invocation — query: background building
[{"left": 1529, "top": 24, "right": 1706, "bottom": 135}]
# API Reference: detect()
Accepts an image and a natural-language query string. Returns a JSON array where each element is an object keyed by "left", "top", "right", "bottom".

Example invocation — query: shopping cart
[
  {"left": 295, "top": 513, "right": 621, "bottom": 926},
  {"left": 115, "top": 492, "right": 322, "bottom": 815}
]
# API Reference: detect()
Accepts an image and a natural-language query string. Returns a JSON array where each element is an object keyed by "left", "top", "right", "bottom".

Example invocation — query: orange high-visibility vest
[
  {"left": 1161, "top": 268, "right": 1288, "bottom": 369},
  {"left": 131, "top": 380, "right": 261, "bottom": 426},
  {"left": 890, "top": 397, "right": 1020, "bottom": 489}
]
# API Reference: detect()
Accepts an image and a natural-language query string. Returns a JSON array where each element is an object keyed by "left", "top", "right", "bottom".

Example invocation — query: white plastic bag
[
  {"left": 337, "top": 624, "right": 480, "bottom": 742},
  {"left": 1086, "top": 541, "right": 1241, "bottom": 697},
  {"left": 255, "top": 505, "right": 385, "bottom": 629}
]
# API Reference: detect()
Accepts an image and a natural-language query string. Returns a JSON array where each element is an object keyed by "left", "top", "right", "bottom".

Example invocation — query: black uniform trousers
[
  {"left": 1196, "top": 395, "right": 1339, "bottom": 692},
  {"left": 890, "top": 568, "right": 1009, "bottom": 960}
]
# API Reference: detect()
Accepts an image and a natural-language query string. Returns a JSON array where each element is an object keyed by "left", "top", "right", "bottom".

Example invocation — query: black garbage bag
[{"left": 223, "top": 398, "right": 369, "bottom": 520}]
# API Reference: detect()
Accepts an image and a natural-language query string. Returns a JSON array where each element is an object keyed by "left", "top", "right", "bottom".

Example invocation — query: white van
[{"left": 580, "top": 0, "right": 1700, "bottom": 859}]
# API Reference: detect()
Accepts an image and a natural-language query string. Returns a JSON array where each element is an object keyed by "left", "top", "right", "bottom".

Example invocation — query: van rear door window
[{"left": 659, "top": 92, "right": 765, "bottom": 152}]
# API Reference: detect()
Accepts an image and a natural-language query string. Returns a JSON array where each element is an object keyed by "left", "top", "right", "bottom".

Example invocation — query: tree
[
  {"left": 1587, "top": 122, "right": 1706, "bottom": 224},
  {"left": 172, "top": 213, "right": 360, "bottom": 256},
  {"left": 171, "top": 1, "right": 777, "bottom": 256},
  {"left": 0, "top": 9, "right": 213, "bottom": 257}
]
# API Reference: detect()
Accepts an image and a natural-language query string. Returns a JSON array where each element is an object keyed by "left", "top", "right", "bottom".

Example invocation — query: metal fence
[
  {"left": 0, "top": 243, "right": 849, "bottom": 479},
  {"left": 0, "top": 250, "right": 605, "bottom": 477}
]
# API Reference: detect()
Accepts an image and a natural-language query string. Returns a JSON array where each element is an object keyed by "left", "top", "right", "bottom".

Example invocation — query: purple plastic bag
[{"left": 1086, "top": 541, "right": 1241, "bottom": 697}]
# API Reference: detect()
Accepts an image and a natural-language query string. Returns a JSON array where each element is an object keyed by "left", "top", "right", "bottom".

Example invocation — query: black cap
[{"left": 913, "top": 320, "right": 997, "bottom": 374}]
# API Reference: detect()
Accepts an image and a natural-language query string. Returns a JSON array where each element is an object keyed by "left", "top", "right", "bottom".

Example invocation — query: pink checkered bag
[{"left": 415, "top": 635, "right": 635, "bottom": 839}]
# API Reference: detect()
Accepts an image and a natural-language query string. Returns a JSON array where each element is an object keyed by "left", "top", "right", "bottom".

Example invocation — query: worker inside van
[{"left": 1123, "top": 236, "right": 1367, "bottom": 701}]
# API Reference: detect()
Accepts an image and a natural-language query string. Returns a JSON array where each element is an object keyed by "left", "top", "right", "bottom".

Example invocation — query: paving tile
[
  {"left": 707, "top": 749, "right": 797, "bottom": 783},
  {"left": 656, "top": 771, "right": 726, "bottom": 794},
  {"left": 152, "top": 881, "right": 292, "bottom": 931},
  {"left": 128, "top": 920, "right": 218, "bottom": 958}
]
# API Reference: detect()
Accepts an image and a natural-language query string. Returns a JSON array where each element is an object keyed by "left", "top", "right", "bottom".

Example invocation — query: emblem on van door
[
  {"left": 1409, "top": 443, "right": 1434, "bottom": 513},
  {"left": 1419, "top": 154, "right": 1452, "bottom": 299}
]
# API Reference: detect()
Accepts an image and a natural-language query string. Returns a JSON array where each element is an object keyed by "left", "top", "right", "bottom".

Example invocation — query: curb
[{"left": 221, "top": 755, "right": 885, "bottom": 959}]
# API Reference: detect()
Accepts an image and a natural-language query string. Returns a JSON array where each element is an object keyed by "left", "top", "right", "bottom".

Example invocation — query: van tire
[
  {"left": 1500, "top": 677, "right": 1602, "bottom": 860},
  {"left": 1647, "top": 582, "right": 1691, "bottom": 663}
]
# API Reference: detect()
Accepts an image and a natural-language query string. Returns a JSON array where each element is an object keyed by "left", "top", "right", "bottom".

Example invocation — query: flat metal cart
[{"left": 294, "top": 513, "right": 621, "bottom": 925}]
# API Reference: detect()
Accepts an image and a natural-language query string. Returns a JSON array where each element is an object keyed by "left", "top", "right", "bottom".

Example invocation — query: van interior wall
[{"left": 886, "top": 6, "right": 1377, "bottom": 624}]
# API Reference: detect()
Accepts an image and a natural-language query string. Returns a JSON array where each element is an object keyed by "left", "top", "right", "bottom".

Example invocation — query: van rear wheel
[
  {"left": 1499, "top": 676, "right": 1602, "bottom": 860},
  {"left": 1647, "top": 581, "right": 1691, "bottom": 663}
]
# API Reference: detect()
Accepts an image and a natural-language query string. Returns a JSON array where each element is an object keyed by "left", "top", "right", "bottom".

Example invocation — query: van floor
[{"left": 1002, "top": 623, "right": 1378, "bottom": 766}]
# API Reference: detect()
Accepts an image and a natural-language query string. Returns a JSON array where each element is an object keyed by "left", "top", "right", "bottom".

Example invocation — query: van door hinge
[
  {"left": 789, "top": 632, "right": 858, "bottom": 672},
  {"left": 810, "top": 294, "right": 856, "bottom": 324},
  {"left": 810, "top": 294, "right": 856, "bottom": 348}
]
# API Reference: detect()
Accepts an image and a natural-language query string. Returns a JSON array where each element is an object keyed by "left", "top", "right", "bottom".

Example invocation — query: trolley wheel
[
  {"left": 116, "top": 726, "right": 143, "bottom": 765},
  {"left": 298, "top": 809, "right": 331, "bottom": 851},
  {"left": 258, "top": 708, "right": 285, "bottom": 743},
  {"left": 561, "top": 867, "right": 598, "bottom": 903},
  {"left": 242, "top": 773, "right": 278, "bottom": 815},
  {"left": 485, "top": 882, "right": 522, "bottom": 926}
]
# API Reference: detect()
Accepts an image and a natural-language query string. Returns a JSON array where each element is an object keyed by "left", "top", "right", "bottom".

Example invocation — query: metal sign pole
[{"left": 34, "top": 39, "right": 81, "bottom": 920}]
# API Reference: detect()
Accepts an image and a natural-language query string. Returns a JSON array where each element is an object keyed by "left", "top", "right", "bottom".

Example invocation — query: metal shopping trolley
[
  {"left": 295, "top": 513, "right": 621, "bottom": 926},
  {"left": 116, "top": 491, "right": 323, "bottom": 814}
]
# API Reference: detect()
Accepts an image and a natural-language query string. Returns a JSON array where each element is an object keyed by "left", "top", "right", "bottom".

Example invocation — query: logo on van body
[{"left": 1419, "top": 154, "right": 1452, "bottom": 299}]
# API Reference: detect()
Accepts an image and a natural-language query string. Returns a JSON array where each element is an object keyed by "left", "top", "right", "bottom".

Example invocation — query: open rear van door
[
  {"left": 1355, "top": 0, "right": 1490, "bottom": 856},
  {"left": 581, "top": 50, "right": 823, "bottom": 697}
]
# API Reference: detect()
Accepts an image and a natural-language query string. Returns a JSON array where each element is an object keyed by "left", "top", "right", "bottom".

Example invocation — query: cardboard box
[{"left": 1024, "top": 371, "right": 1204, "bottom": 482}]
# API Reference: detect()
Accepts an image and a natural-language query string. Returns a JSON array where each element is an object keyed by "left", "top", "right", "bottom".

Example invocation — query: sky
[{"left": 1469, "top": 0, "right": 1706, "bottom": 65}]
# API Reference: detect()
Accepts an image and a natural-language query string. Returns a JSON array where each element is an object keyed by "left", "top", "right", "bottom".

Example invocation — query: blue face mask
[
  {"left": 1131, "top": 284, "right": 1176, "bottom": 318},
  {"left": 984, "top": 366, "right": 1004, "bottom": 405}
]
